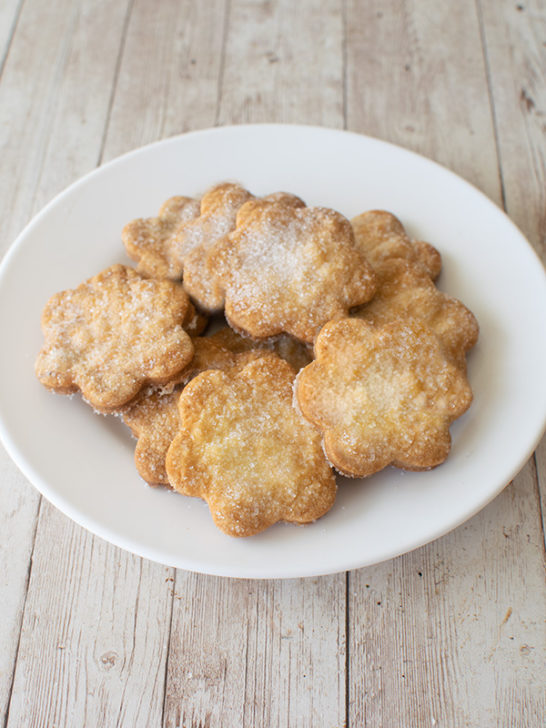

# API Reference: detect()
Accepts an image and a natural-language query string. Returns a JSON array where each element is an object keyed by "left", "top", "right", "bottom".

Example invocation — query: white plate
[{"left": 0, "top": 125, "right": 545, "bottom": 579}]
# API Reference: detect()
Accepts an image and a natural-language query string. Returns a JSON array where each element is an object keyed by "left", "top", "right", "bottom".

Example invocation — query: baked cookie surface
[
  {"left": 295, "top": 318, "right": 473, "bottom": 478},
  {"left": 35, "top": 264, "right": 194, "bottom": 412},
  {"left": 209, "top": 199, "right": 377, "bottom": 343},
  {"left": 166, "top": 356, "right": 336, "bottom": 536}
]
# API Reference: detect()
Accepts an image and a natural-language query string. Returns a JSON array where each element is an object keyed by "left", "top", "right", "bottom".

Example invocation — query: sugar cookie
[
  {"left": 166, "top": 356, "right": 336, "bottom": 536},
  {"left": 36, "top": 265, "right": 194, "bottom": 412},
  {"left": 209, "top": 199, "right": 377, "bottom": 343},
  {"left": 295, "top": 318, "right": 473, "bottom": 477}
]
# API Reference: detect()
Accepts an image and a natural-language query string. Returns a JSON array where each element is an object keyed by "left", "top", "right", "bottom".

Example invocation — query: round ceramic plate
[{"left": 1, "top": 125, "right": 545, "bottom": 578}]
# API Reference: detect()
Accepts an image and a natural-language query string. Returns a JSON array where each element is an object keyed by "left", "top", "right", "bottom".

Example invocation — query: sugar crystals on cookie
[
  {"left": 208, "top": 197, "right": 377, "bottom": 343},
  {"left": 166, "top": 356, "right": 337, "bottom": 536},
  {"left": 36, "top": 264, "right": 195, "bottom": 413},
  {"left": 295, "top": 318, "right": 473, "bottom": 478}
]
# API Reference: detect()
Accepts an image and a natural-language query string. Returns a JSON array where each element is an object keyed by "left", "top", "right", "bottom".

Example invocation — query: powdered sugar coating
[
  {"left": 166, "top": 356, "right": 336, "bottom": 537},
  {"left": 295, "top": 318, "right": 473, "bottom": 477},
  {"left": 35, "top": 265, "right": 195, "bottom": 412},
  {"left": 122, "top": 196, "right": 201, "bottom": 279},
  {"left": 353, "top": 259, "right": 479, "bottom": 368},
  {"left": 351, "top": 210, "right": 442, "bottom": 280},
  {"left": 209, "top": 201, "right": 377, "bottom": 343}
]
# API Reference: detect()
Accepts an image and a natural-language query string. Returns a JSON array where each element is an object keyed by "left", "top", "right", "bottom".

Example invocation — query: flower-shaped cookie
[
  {"left": 295, "top": 318, "right": 473, "bottom": 477},
  {"left": 121, "top": 338, "right": 268, "bottom": 486},
  {"left": 35, "top": 265, "right": 195, "bottom": 412},
  {"left": 353, "top": 259, "right": 479, "bottom": 368},
  {"left": 351, "top": 210, "right": 442, "bottom": 280},
  {"left": 208, "top": 200, "right": 377, "bottom": 343},
  {"left": 122, "top": 196, "right": 201, "bottom": 279},
  {"left": 166, "top": 356, "right": 336, "bottom": 536}
]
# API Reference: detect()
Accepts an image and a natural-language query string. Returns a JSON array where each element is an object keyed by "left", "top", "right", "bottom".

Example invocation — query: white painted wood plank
[
  {"left": 345, "top": 0, "right": 502, "bottom": 199},
  {"left": 349, "top": 465, "right": 546, "bottom": 727},
  {"left": 478, "top": 0, "right": 546, "bottom": 263},
  {"left": 164, "top": 574, "right": 346, "bottom": 728},
  {"left": 163, "top": 1, "right": 347, "bottom": 725},
  {"left": 0, "top": 0, "right": 129, "bottom": 250},
  {"left": 345, "top": 1, "right": 545, "bottom": 725},
  {"left": 102, "top": 0, "right": 228, "bottom": 162},
  {"left": 217, "top": 0, "right": 344, "bottom": 126},
  {"left": 6, "top": 502, "right": 173, "bottom": 728},
  {"left": 0, "top": 456, "right": 39, "bottom": 723},
  {"left": 535, "top": 435, "right": 546, "bottom": 541}
]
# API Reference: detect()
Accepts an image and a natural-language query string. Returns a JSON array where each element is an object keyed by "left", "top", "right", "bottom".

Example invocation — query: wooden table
[{"left": 1, "top": 1, "right": 544, "bottom": 726}]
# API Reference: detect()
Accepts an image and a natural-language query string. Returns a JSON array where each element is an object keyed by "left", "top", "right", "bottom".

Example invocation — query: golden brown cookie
[
  {"left": 122, "top": 196, "right": 201, "bottom": 279},
  {"left": 166, "top": 356, "right": 337, "bottom": 536},
  {"left": 351, "top": 210, "right": 442, "bottom": 280},
  {"left": 208, "top": 200, "right": 377, "bottom": 343},
  {"left": 295, "top": 318, "right": 473, "bottom": 478},
  {"left": 175, "top": 182, "right": 254, "bottom": 311},
  {"left": 208, "top": 325, "right": 312, "bottom": 372},
  {"left": 353, "top": 259, "right": 478, "bottom": 368},
  {"left": 35, "top": 265, "right": 195, "bottom": 413},
  {"left": 121, "top": 338, "right": 267, "bottom": 486}
]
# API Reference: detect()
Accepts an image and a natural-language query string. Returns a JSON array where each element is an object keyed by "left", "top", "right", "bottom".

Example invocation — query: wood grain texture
[
  {"left": 165, "top": 574, "right": 346, "bottom": 728},
  {"left": 217, "top": 0, "right": 344, "bottom": 126},
  {"left": 478, "top": 0, "right": 546, "bottom": 262},
  {"left": 102, "top": 0, "right": 227, "bottom": 161},
  {"left": 349, "top": 464, "right": 546, "bottom": 727},
  {"left": 0, "top": 455, "right": 39, "bottom": 722},
  {"left": 0, "top": 0, "right": 22, "bottom": 74},
  {"left": 535, "top": 435, "right": 546, "bottom": 543},
  {"left": 345, "top": 0, "right": 501, "bottom": 198},
  {"left": 6, "top": 502, "right": 172, "bottom": 728}
]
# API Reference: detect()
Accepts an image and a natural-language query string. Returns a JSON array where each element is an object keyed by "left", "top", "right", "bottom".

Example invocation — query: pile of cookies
[{"left": 35, "top": 183, "right": 478, "bottom": 537}]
